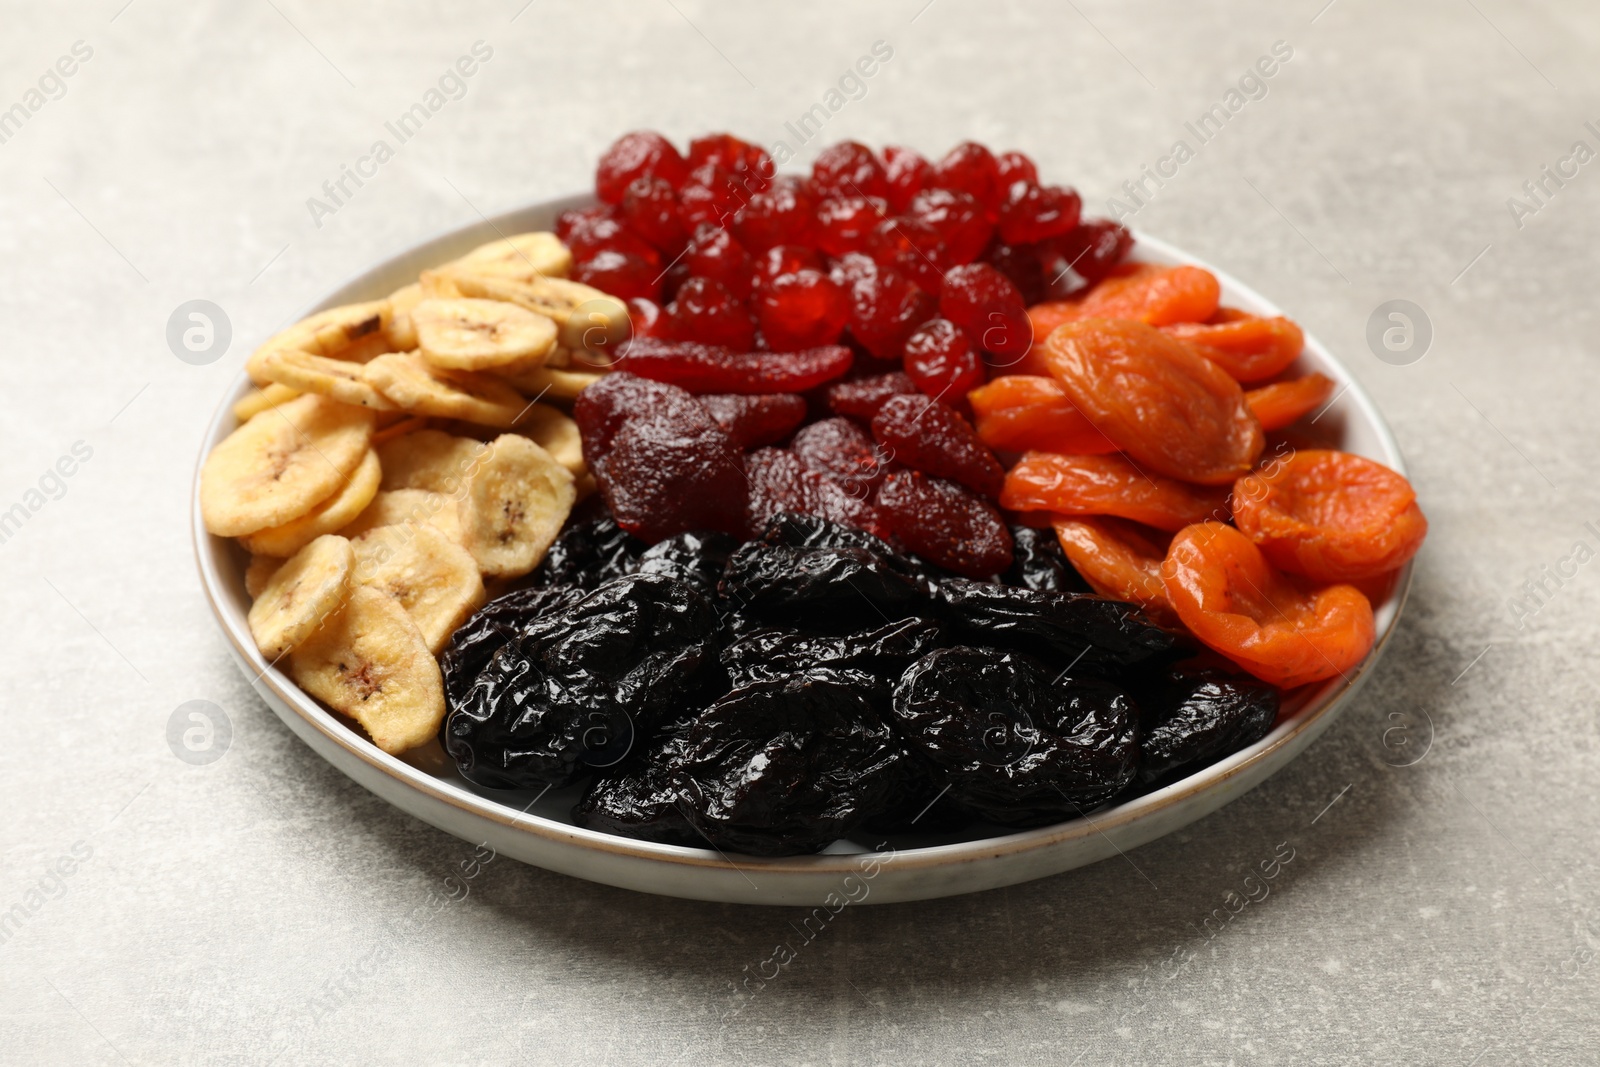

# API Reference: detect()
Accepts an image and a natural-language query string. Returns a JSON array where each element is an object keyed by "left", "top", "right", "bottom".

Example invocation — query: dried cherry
[
  {"left": 881, "top": 145, "right": 932, "bottom": 211},
  {"left": 665, "top": 276, "right": 756, "bottom": 350},
  {"left": 811, "top": 140, "right": 888, "bottom": 199},
  {"left": 902, "top": 318, "right": 985, "bottom": 405},
  {"left": 939, "top": 262, "right": 1031, "bottom": 359},
  {"left": 596, "top": 130, "right": 689, "bottom": 204},
  {"left": 756, "top": 269, "right": 849, "bottom": 351}
]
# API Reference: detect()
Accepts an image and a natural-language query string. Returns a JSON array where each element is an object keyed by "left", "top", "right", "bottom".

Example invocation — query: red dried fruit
[
  {"left": 573, "top": 250, "right": 660, "bottom": 302},
  {"left": 621, "top": 338, "right": 853, "bottom": 394},
  {"left": 746, "top": 447, "right": 886, "bottom": 539},
  {"left": 828, "top": 251, "right": 879, "bottom": 289},
  {"left": 983, "top": 240, "right": 1046, "bottom": 306},
  {"left": 877, "top": 469, "right": 1013, "bottom": 579},
  {"left": 756, "top": 245, "right": 826, "bottom": 288},
  {"left": 666, "top": 276, "right": 756, "bottom": 350},
  {"left": 871, "top": 392, "right": 1004, "bottom": 498},
  {"left": 683, "top": 224, "right": 754, "bottom": 300},
  {"left": 555, "top": 204, "right": 614, "bottom": 244},
  {"left": 882, "top": 145, "right": 932, "bottom": 212},
  {"left": 574, "top": 372, "right": 705, "bottom": 466},
  {"left": 660, "top": 261, "right": 691, "bottom": 303},
  {"left": 1040, "top": 219, "right": 1134, "bottom": 300},
  {"left": 734, "top": 176, "right": 817, "bottom": 252},
  {"left": 995, "top": 150, "right": 1039, "bottom": 188},
  {"left": 811, "top": 141, "right": 889, "bottom": 199},
  {"left": 687, "top": 133, "right": 773, "bottom": 189},
  {"left": 621, "top": 176, "right": 687, "bottom": 255},
  {"left": 824, "top": 371, "right": 918, "bottom": 420},
  {"left": 902, "top": 318, "right": 984, "bottom": 405},
  {"left": 596, "top": 131, "right": 689, "bottom": 204},
  {"left": 940, "top": 263, "right": 1031, "bottom": 359},
  {"left": 846, "top": 264, "right": 938, "bottom": 361},
  {"left": 907, "top": 188, "right": 992, "bottom": 265},
  {"left": 997, "top": 184, "right": 1082, "bottom": 245},
  {"left": 564, "top": 214, "right": 661, "bottom": 269},
  {"left": 698, "top": 393, "right": 808, "bottom": 450},
  {"left": 627, "top": 297, "right": 669, "bottom": 340},
  {"left": 930, "top": 142, "right": 1003, "bottom": 218},
  {"left": 815, "top": 196, "right": 887, "bottom": 256},
  {"left": 757, "top": 270, "right": 849, "bottom": 352},
  {"left": 600, "top": 401, "right": 749, "bottom": 543},
  {"left": 792, "top": 417, "right": 889, "bottom": 495},
  {"left": 866, "top": 216, "right": 946, "bottom": 294},
  {"left": 677, "top": 162, "right": 744, "bottom": 232}
]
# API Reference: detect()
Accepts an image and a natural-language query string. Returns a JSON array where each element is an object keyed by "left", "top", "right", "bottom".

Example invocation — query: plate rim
[{"left": 192, "top": 198, "right": 1413, "bottom": 891}]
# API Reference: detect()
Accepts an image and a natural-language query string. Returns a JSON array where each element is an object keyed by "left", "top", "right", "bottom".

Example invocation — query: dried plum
[
  {"left": 441, "top": 584, "right": 588, "bottom": 708},
  {"left": 673, "top": 669, "right": 905, "bottom": 855},
  {"left": 572, "top": 730, "right": 701, "bottom": 847},
  {"left": 534, "top": 513, "right": 644, "bottom": 589},
  {"left": 443, "top": 574, "right": 719, "bottom": 790},
  {"left": 720, "top": 539, "right": 932, "bottom": 629},
  {"left": 633, "top": 529, "right": 737, "bottom": 599},
  {"left": 891, "top": 646, "right": 1139, "bottom": 827},
  {"left": 720, "top": 616, "right": 944, "bottom": 692},
  {"left": 936, "top": 577, "right": 1174, "bottom": 673},
  {"left": 1003, "top": 524, "right": 1090, "bottom": 594},
  {"left": 1136, "top": 669, "right": 1279, "bottom": 783},
  {"left": 862, "top": 747, "right": 969, "bottom": 835}
]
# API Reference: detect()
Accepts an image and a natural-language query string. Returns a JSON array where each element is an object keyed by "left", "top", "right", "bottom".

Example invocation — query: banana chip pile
[{"left": 202, "top": 231, "right": 621, "bottom": 754}]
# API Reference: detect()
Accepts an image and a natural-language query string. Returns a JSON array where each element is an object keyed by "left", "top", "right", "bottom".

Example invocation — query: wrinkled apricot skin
[
  {"left": 1245, "top": 373, "right": 1335, "bottom": 431},
  {"left": 968, "top": 375, "right": 1117, "bottom": 455},
  {"left": 1002, "top": 452, "right": 1230, "bottom": 531},
  {"left": 1041, "top": 319, "right": 1264, "bottom": 485},
  {"left": 1052, "top": 516, "right": 1177, "bottom": 625},
  {"left": 1232, "top": 450, "right": 1427, "bottom": 582},
  {"left": 1163, "top": 312, "right": 1305, "bottom": 383},
  {"left": 1026, "top": 264, "right": 1221, "bottom": 349},
  {"left": 1162, "top": 522, "right": 1375, "bottom": 688}
]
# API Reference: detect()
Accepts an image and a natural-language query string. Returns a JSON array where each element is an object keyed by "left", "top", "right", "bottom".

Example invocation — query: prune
[
  {"left": 572, "top": 730, "right": 701, "bottom": 847},
  {"left": 861, "top": 747, "right": 969, "bottom": 835},
  {"left": 620, "top": 338, "right": 853, "bottom": 395},
  {"left": 720, "top": 537, "right": 932, "bottom": 629},
  {"left": 935, "top": 577, "right": 1175, "bottom": 673},
  {"left": 443, "top": 574, "right": 719, "bottom": 791},
  {"left": 698, "top": 392, "right": 807, "bottom": 449},
  {"left": 744, "top": 448, "right": 885, "bottom": 539},
  {"left": 1135, "top": 669, "right": 1279, "bottom": 783},
  {"left": 440, "top": 584, "right": 588, "bottom": 708},
  {"left": 824, "top": 371, "right": 918, "bottom": 421},
  {"left": 891, "top": 647, "right": 1140, "bottom": 826},
  {"left": 534, "top": 513, "right": 644, "bottom": 589},
  {"left": 596, "top": 130, "right": 689, "bottom": 204},
  {"left": 633, "top": 529, "right": 738, "bottom": 599},
  {"left": 791, "top": 416, "right": 888, "bottom": 496},
  {"left": 673, "top": 670, "right": 905, "bottom": 855},
  {"left": 872, "top": 393, "right": 1004, "bottom": 498},
  {"left": 756, "top": 512, "right": 939, "bottom": 587},
  {"left": 720, "top": 616, "right": 944, "bottom": 692},
  {"left": 1003, "top": 524, "right": 1090, "bottom": 594}
]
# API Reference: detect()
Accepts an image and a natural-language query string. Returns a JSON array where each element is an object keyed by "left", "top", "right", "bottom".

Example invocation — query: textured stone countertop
[{"left": 2, "top": 1, "right": 1597, "bottom": 1063}]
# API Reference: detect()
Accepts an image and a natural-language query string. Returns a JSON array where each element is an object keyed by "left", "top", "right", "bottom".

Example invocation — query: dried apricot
[
  {"left": 1161, "top": 522, "right": 1375, "bottom": 688},
  {"left": 1231, "top": 450, "right": 1427, "bottom": 582},
  {"left": 1041, "top": 319, "right": 1263, "bottom": 485},
  {"left": 1051, "top": 516, "right": 1176, "bottom": 625},
  {"left": 1164, "top": 311, "right": 1304, "bottom": 383},
  {"left": 1001, "top": 452, "right": 1229, "bottom": 531},
  {"left": 1244, "top": 373, "right": 1335, "bottom": 431},
  {"left": 1026, "top": 264, "right": 1221, "bottom": 349},
  {"left": 967, "top": 375, "right": 1117, "bottom": 455}
]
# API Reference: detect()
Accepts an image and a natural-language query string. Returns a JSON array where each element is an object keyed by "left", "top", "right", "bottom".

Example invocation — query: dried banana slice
[
  {"left": 254, "top": 349, "right": 397, "bottom": 411},
  {"left": 516, "top": 404, "right": 584, "bottom": 477},
  {"left": 244, "top": 554, "right": 285, "bottom": 598},
  {"left": 342, "top": 488, "right": 466, "bottom": 546},
  {"left": 350, "top": 523, "right": 485, "bottom": 654},
  {"left": 443, "top": 273, "right": 630, "bottom": 353},
  {"left": 289, "top": 585, "right": 446, "bottom": 755},
  {"left": 362, "top": 351, "right": 531, "bottom": 428},
  {"left": 247, "top": 534, "right": 354, "bottom": 661},
  {"left": 419, "top": 270, "right": 466, "bottom": 300},
  {"left": 376, "top": 429, "right": 486, "bottom": 493},
  {"left": 232, "top": 382, "right": 300, "bottom": 423},
  {"left": 200, "top": 394, "right": 375, "bottom": 537},
  {"left": 242, "top": 448, "right": 382, "bottom": 557},
  {"left": 385, "top": 282, "right": 424, "bottom": 350},
  {"left": 492, "top": 362, "right": 602, "bottom": 402},
  {"left": 247, "top": 300, "right": 389, "bottom": 385},
  {"left": 460, "top": 434, "right": 575, "bottom": 578},
  {"left": 451, "top": 231, "right": 573, "bottom": 281},
  {"left": 414, "top": 298, "right": 558, "bottom": 372}
]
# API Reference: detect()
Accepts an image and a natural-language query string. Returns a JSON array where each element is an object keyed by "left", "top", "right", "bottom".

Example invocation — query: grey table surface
[{"left": 2, "top": 1, "right": 1597, "bottom": 1063}]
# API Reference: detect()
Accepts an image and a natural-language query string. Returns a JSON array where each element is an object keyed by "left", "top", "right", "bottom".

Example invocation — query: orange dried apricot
[
  {"left": 1161, "top": 522, "right": 1375, "bottom": 688},
  {"left": 1052, "top": 516, "right": 1177, "bottom": 625},
  {"left": 967, "top": 375, "right": 1117, "bottom": 455},
  {"left": 1231, "top": 449, "right": 1426, "bottom": 582},
  {"left": 1244, "top": 373, "right": 1336, "bottom": 431},
  {"left": 1040, "top": 319, "right": 1264, "bottom": 485},
  {"left": 1000, "top": 452, "right": 1230, "bottom": 531},
  {"left": 1163, "top": 311, "right": 1304, "bottom": 383}
]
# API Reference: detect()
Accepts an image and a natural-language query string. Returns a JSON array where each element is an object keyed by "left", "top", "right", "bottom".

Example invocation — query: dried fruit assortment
[{"left": 204, "top": 131, "right": 1427, "bottom": 857}]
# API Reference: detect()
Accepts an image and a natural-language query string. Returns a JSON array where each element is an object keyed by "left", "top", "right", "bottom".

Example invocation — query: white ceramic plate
[{"left": 194, "top": 194, "right": 1412, "bottom": 906}]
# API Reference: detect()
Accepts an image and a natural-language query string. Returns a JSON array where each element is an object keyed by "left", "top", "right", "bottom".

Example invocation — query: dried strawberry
[
  {"left": 746, "top": 447, "right": 886, "bottom": 539},
  {"left": 940, "top": 263, "right": 1030, "bottom": 359},
  {"left": 815, "top": 196, "right": 887, "bottom": 256},
  {"left": 621, "top": 176, "right": 688, "bottom": 255},
  {"left": 907, "top": 188, "right": 992, "bottom": 266},
  {"left": 930, "top": 142, "right": 1003, "bottom": 219},
  {"left": 573, "top": 250, "right": 659, "bottom": 302},
  {"left": 846, "top": 263, "right": 937, "bottom": 361},
  {"left": 621, "top": 338, "right": 852, "bottom": 394},
  {"left": 596, "top": 131, "right": 689, "bottom": 204},
  {"left": 811, "top": 141, "right": 889, "bottom": 200},
  {"left": 824, "top": 371, "right": 918, "bottom": 421},
  {"left": 792, "top": 417, "right": 890, "bottom": 496},
  {"left": 683, "top": 224, "right": 754, "bottom": 299},
  {"left": 756, "top": 270, "right": 849, "bottom": 352},
  {"left": 1041, "top": 219, "right": 1133, "bottom": 299},
  {"left": 882, "top": 146, "right": 932, "bottom": 212},
  {"left": 871, "top": 392, "right": 1004, "bottom": 498},
  {"left": 902, "top": 318, "right": 984, "bottom": 405},
  {"left": 995, "top": 150, "right": 1039, "bottom": 188},
  {"left": 997, "top": 183, "right": 1082, "bottom": 245},
  {"left": 600, "top": 404, "right": 749, "bottom": 542},
  {"left": 698, "top": 393, "right": 808, "bottom": 449},
  {"left": 876, "top": 469, "right": 1013, "bottom": 579},
  {"left": 666, "top": 277, "right": 756, "bottom": 350},
  {"left": 734, "top": 176, "right": 817, "bottom": 252},
  {"left": 574, "top": 372, "right": 705, "bottom": 465}
]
